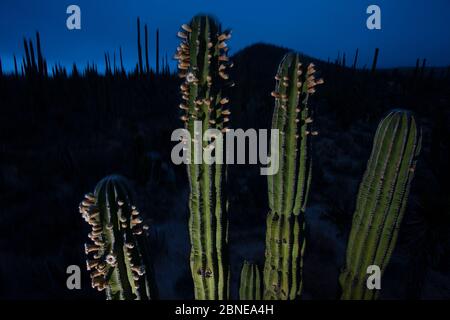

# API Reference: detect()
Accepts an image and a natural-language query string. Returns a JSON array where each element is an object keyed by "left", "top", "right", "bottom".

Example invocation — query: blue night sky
[{"left": 0, "top": 0, "right": 449, "bottom": 72}]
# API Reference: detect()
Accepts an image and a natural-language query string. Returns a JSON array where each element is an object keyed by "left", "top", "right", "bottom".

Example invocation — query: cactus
[
  {"left": 137, "top": 17, "right": 144, "bottom": 75},
  {"left": 371, "top": 48, "right": 379, "bottom": 74},
  {"left": 352, "top": 49, "right": 359, "bottom": 69},
  {"left": 239, "top": 262, "right": 262, "bottom": 300},
  {"left": 175, "top": 15, "right": 233, "bottom": 300},
  {"left": 156, "top": 28, "right": 160, "bottom": 75},
  {"left": 21, "top": 33, "right": 47, "bottom": 76},
  {"left": 36, "top": 32, "right": 45, "bottom": 76},
  {"left": 339, "top": 110, "right": 422, "bottom": 300},
  {"left": 119, "top": 47, "right": 125, "bottom": 74},
  {"left": 144, "top": 24, "right": 150, "bottom": 74},
  {"left": 263, "top": 53, "right": 323, "bottom": 300},
  {"left": 13, "top": 55, "right": 18, "bottom": 76},
  {"left": 23, "top": 38, "right": 31, "bottom": 74},
  {"left": 79, "top": 175, "right": 155, "bottom": 300},
  {"left": 28, "top": 39, "right": 37, "bottom": 72}
]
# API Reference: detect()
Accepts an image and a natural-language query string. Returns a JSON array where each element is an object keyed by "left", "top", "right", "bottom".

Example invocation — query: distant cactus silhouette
[
  {"left": 21, "top": 32, "right": 47, "bottom": 76},
  {"left": 144, "top": 24, "right": 150, "bottom": 74},
  {"left": 137, "top": 17, "right": 144, "bottom": 75},
  {"left": 13, "top": 54, "right": 18, "bottom": 76},
  {"left": 371, "top": 48, "right": 379, "bottom": 74},
  {"left": 119, "top": 46, "right": 125, "bottom": 74},
  {"left": 352, "top": 48, "right": 359, "bottom": 69},
  {"left": 156, "top": 28, "right": 160, "bottom": 75}
]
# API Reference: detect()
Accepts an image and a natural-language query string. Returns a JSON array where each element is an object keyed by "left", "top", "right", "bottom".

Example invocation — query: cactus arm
[
  {"left": 265, "top": 54, "right": 297, "bottom": 300},
  {"left": 264, "top": 53, "right": 323, "bottom": 300},
  {"left": 176, "top": 15, "right": 232, "bottom": 300},
  {"left": 79, "top": 175, "right": 153, "bottom": 300},
  {"left": 343, "top": 114, "right": 400, "bottom": 298},
  {"left": 239, "top": 261, "right": 250, "bottom": 299},
  {"left": 339, "top": 110, "right": 422, "bottom": 300}
]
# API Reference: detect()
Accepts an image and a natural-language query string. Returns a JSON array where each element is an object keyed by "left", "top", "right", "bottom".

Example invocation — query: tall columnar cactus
[
  {"left": 137, "top": 17, "right": 143, "bottom": 75},
  {"left": 239, "top": 261, "right": 262, "bottom": 300},
  {"left": 339, "top": 110, "right": 422, "bottom": 300},
  {"left": 175, "top": 15, "right": 233, "bottom": 300},
  {"left": 264, "top": 53, "right": 323, "bottom": 300},
  {"left": 79, "top": 175, "right": 154, "bottom": 300}
]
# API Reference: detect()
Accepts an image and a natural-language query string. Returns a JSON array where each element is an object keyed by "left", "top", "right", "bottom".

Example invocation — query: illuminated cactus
[
  {"left": 175, "top": 15, "right": 233, "bottom": 300},
  {"left": 79, "top": 175, "right": 154, "bottom": 300},
  {"left": 239, "top": 261, "right": 262, "bottom": 300},
  {"left": 339, "top": 110, "right": 422, "bottom": 300},
  {"left": 264, "top": 53, "right": 323, "bottom": 300}
]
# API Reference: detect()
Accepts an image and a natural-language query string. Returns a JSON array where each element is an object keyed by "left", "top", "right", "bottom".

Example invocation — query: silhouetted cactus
[
  {"left": 23, "top": 38, "right": 31, "bottom": 74},
  {"left": 21, "top": 32, "right": 47, "bottom": 76},
  {"left": 29, "top": 39, "right": 37, "bottom": 72},
  {"left": 352, "top": 49, "right": 359, "bottom": 69},
  {"left": 175, "top": 15, "right": 233, "bottom": 300},
  {"left": 119, "top": 46, "right": 125, "bottom": 75},
  {"left": 156, "top": 28, "right": 160, "bottom": 75},
  {"left": 137, "top": 17, "right": 143, "bottom": 75},
  {"left": 104, "top": 52, "right": 111, "bottom": 75},
  {"left": 371, "top": 48, "right": 379, "bottom": 74},
  {"left": 79, "top": 175, "right": 155, "bottom": 300},
  {"left": 36, "top": 32, "right": 45, "bottom": 76},
  {"left": 13, "top": 55, "right": 18, "bottom": 76},
  {"left": 339, "top": 110, "right": 422, "bottom": 300},
  {"left": 264, "top": 52, "right": 323, "bottom": 300},
  {"left": 239, "top": 262, "right": 262, "bottom": 300},
  {"left": 144, "top": 24, "right": 150, "bottom": 74}
]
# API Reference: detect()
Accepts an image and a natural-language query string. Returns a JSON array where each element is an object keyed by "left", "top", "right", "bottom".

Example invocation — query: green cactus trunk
[
  {"left": 239, "top": 261, "right": 262, "bottom": 300},
  {"left": 79, "top": 175, "right": 154, "bottom": 300},
  {"left": 263, "top": 53, "right": 323, "bottom": 300},
  {"left": 175, "top": 15, "right": 233, "bottom": 300},
  {"left": 339, "top": 110, "right": 422, "bottom": 300}
]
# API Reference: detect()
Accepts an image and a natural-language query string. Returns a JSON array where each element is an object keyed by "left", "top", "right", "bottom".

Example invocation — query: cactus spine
[
  {"left": 239, "top": 262, "right": 262, "bottom": 300},
  {"left": 339, "top": 110, "right": 422, "bottom": 300},
  {"left": 79, "top": 175, "right": 154, "bottom": 300},
  {"left": 175, "top": 15, "right": 233, "bottom": 300},
  {"left": 263, "top": 53, "right": 323, "bottom": 300}
]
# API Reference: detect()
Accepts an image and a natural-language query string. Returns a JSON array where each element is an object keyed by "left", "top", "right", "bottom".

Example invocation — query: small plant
[
  {"left": 239, "top": 261, "right": 262, "bottom": 300},
  {"left": 339, "top": 110, "right": 422, "bottom": 300},
  {"left": 79, "top": 175, "right": 155, "bottom": 300}
]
